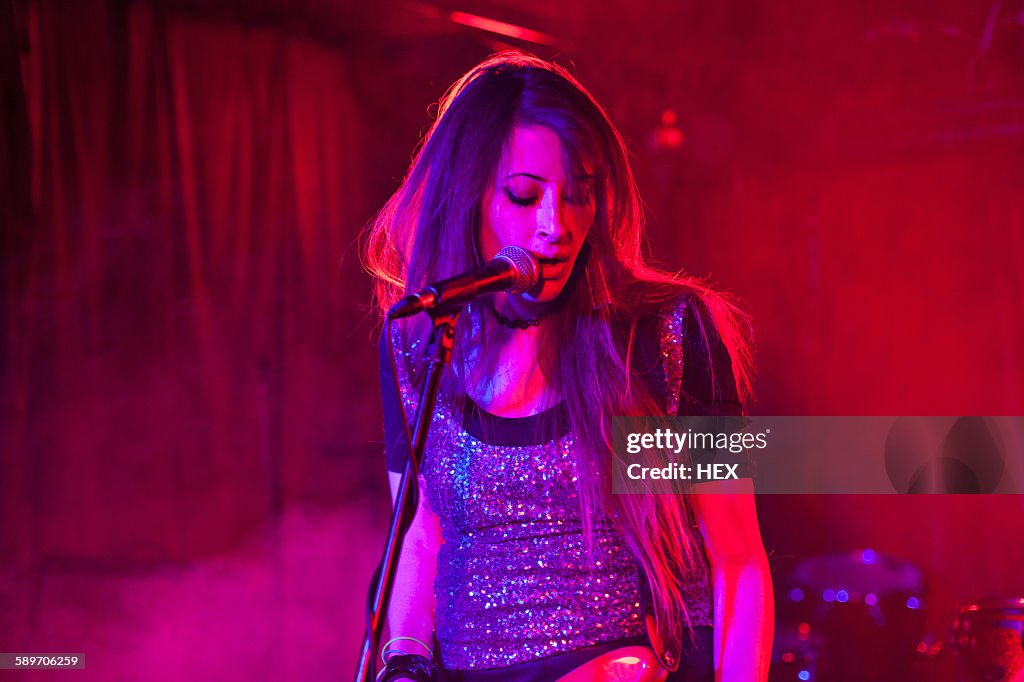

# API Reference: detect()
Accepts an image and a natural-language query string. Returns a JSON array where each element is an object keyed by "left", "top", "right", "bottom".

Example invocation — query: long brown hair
[{"left": 363, "top": 51, "right": 753, "bottom": 643}]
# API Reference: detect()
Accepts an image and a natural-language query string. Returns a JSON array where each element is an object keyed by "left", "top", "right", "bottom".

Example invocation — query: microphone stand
[{"left": 355, "top": 306, "right": 460, "bottom": 682}]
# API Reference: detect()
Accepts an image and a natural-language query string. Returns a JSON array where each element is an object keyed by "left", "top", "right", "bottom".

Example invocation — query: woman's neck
[
  {"left": 463, "top": 307, "right": 556, "bottom": 418},
  {"left": 491, "top": 292, "right": 559, "bottom": 323}
]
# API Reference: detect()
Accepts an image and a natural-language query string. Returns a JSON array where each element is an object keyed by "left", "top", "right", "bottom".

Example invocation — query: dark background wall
[{"left": 1, "top": 0, "right": 1022, "bottom": 679}]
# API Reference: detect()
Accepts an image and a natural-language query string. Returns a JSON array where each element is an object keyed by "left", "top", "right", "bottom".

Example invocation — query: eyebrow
[
  {"left": 506, "top": 172, "right": 547, "bottom": 182},
  {"left": 505, "top": 173, "right": 597, "bottom": 182}
]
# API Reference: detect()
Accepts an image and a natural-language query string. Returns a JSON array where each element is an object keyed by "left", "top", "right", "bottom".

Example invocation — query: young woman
[{"left": 365, "top": 52, "right": 773, "bottom": 682}]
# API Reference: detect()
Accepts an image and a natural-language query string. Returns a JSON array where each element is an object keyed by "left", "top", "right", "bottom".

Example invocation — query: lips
[
  {"left": 536, "top": 256, "right": 569, "bottom": 279},
  {"left": 537, "top": 256, "right": 568, "bottom": 266}
]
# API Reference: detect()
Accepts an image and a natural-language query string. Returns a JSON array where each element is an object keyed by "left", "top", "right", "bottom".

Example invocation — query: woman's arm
[
  {"left": 378, "top": 330, "right": 442, "bottom": 654},
  {"left": 691, "top": 479, "right": 774, "bottom": 682},
  {"left": 386, "top": 471, "right": 443, "bottom": 652}
]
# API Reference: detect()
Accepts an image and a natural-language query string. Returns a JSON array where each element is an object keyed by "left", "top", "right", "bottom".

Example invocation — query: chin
[{"left": 523, "top": 280, "right": 569, "bottom": 303}]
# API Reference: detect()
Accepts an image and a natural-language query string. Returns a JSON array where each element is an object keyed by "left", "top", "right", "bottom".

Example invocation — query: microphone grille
[{"left": 495, "top": 246, "right": 540, "bottom": 295}]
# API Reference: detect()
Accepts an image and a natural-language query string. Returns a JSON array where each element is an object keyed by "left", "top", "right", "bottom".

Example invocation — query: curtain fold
[{"left": 2, "top": 0, "right": 371, "bottom": 567}]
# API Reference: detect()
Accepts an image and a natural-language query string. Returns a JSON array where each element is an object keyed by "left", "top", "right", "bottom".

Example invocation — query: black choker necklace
[
  {"left": 486, "top": 302, "right": 555, "bottom": 330},
  {"left": 490, "top": 308, "right": 541, "bottom": 329}
]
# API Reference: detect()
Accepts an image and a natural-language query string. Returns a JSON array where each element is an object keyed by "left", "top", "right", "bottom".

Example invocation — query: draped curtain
[{"left": 2, "top": 0, "right": 374, "bottom": 569}]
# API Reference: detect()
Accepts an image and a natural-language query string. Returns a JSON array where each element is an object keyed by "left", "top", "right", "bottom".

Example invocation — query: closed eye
[{"left": 504, "top": 188, "right": 537, "bottom": 206}]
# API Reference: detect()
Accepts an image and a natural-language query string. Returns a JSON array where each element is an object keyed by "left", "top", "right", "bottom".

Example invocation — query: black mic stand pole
[{"left": 355, "top": 306, "right": 460, "bottom": 682}]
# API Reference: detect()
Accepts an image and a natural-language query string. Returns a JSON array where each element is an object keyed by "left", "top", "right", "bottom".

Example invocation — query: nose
[{"left": 536, "top": 190, "right": 569, "bottom": 244}]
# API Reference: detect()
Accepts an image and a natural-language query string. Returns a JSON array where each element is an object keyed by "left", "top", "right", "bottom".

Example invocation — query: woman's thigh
[{"left": 555, "top": 644, "right": 666, "bottom": 682}]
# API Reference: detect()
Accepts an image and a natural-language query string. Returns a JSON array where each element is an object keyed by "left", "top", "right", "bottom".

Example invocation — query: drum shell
[{"left": 953, "top": 599, "right": 1024, "bottom": 682}]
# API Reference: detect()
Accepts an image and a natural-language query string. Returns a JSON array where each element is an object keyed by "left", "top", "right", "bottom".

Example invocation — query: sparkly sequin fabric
[{"left": 390, "top": 296, "right": 712, "bottom": 671}]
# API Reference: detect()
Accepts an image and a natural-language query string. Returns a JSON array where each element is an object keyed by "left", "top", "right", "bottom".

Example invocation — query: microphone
[{"left": 387, "top": 246, "right": 540, "bottom": 320}]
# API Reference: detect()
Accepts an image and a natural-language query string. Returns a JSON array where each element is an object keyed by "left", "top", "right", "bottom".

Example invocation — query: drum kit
[{"left": 771, "top": 549, "right": 1024, "bottom": 682}]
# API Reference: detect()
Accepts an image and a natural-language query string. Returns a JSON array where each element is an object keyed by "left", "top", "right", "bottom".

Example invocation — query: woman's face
[{"left": 480, "top": 125, "right": 597, "bottom": 303}]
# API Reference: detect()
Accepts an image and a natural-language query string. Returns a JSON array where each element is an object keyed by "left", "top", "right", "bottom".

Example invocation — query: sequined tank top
[{"left": 382, "top": 296, "right": 736, "bottom": 671}]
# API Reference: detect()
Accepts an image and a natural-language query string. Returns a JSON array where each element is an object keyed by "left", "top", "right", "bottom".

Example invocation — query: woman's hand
[
  {"left": 386, "top": 471, "right": 444, "bottom": 654},
  {"left": 691, "top": 479, "right": 774, "bottom": 682}
]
